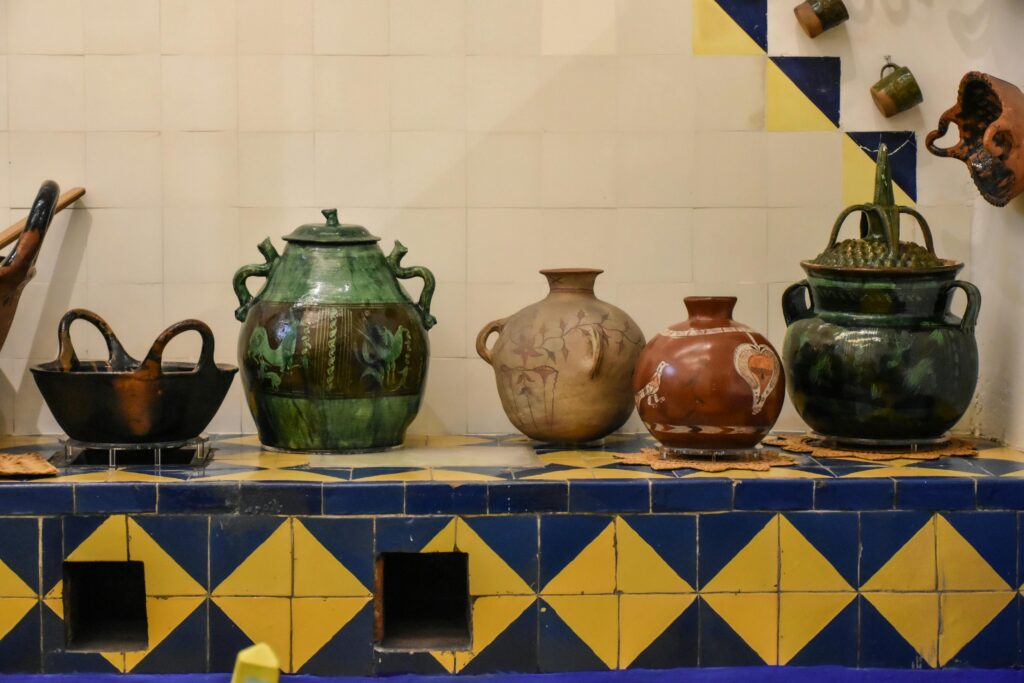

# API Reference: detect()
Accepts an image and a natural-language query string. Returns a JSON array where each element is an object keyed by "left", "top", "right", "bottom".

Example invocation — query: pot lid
[
  {"left": 283, "top": 209, "right": 381, "bottom": 245},
  {"left": 806, "top": 144, "right": 952, "bottom": 271}
]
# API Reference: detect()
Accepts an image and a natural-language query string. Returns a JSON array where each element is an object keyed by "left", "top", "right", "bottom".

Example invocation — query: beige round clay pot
[{"left": 476, "top": 269, "right": 645, "bottom": 444}]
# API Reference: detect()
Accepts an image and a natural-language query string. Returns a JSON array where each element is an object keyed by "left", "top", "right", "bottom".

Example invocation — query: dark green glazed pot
[
  {"left": 233, "top": 209, "right": 436, "bottom": 453},
  {"left": 782, "top": 144, "right": 981, "bottom": 446}
]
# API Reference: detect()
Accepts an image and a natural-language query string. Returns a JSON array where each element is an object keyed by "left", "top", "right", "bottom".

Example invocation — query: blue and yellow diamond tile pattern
[
  {"left": 845, "top": 131, "right": 918, "bottom": 204},
  {"left": 767, "top": 56, "right": 841, "bottom": 131},
  {"left": 692, "top": 0, "right": 767, "bottom": 54},
  {"left": 1, "top": 433, "right": 1024, "bottom": 673}
]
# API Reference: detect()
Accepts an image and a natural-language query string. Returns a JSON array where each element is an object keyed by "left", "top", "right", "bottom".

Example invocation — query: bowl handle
[
  {"left": 138, "top": 320, "right": 217, "bottom": 379},
  {"left": 947, "top": 280, "right": 981, "bottom": 335},
  {"left": 782, "top": 280, "right": 815, "bottom": 326},
  {"left": 56, "top": 309, "right": 135, "bottom": 372}
]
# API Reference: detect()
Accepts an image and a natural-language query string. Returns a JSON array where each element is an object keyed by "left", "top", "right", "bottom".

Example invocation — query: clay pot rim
[
  {"left": 801, "top": 258, "right": 963, "bottom": 277},
  {"left": 539, "top": 267, "right": 605, "bottom": 275}
]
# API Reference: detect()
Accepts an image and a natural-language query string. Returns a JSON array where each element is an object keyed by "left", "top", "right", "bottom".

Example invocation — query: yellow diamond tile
[
  {"left": 862, "top": 516, "right": 935, "bottom": 592},
  {"left": 843, "top": 135, "right": 915, "bottom": 206},
  {"left": 939, "top": 591, "right": 1016, "bottom": 666},
  {"left": 430, "top": 469, "right": 505, "bottom": 482},
  {"left": 293, "top": 521, "right": 370, "bottom": 597},
  {"left": 217, "top": 435, "right": 263, "bottom": 446},
  {"left": 211, "top": 453, "right": 309, "bottom": 468},
  {"left": 615, "top": 517, "right": 693, "bottom": 594},
  {"left": 456, "top": 520, "right": 532, "bottom": 596},
  {"left": 448, "top": 595, "right": 535, "bottom": 673},
  {"left": 692, "top": 0, "right": 764, "bottom": 55},
  {"left": 864, "top": 592, "right": 938, "bottom": 668},
  {"left": 125, "top": 597, "right": 204, "bottom": 672},
  {"left": 49, "top": 470, "right": 178, "bottom": 483},
  {"left": 127, "top": 519, "right": 204, "bottom": 597},
  {"left": 973, "top": 447, "right": 1024, "bottom": 463},
  {"left": 70, "top": 515, "right": 129, "bottom": 562},
  {"left": 201, "top": 468, "right": 344, "bottom": 482},
  {"left": 542, "top": 522, "right": 615, "bottom": 595},
  {"left": 427, "top": 435, "right": 494, "bottom": 448},
  {"left": 543, "top": 595, "right": 618, "bottom": 670},
  {"left": 292, "top": 597, "right": 371, "bottom": 672},
  {"left": 0, "top": 598, "right": 35, "bottom": 640},
  {"left": 703, "top": 515, "right": 778, "bottom": 593},
  {"left": 213, "top": 597, "right": 291, "bottom": 673},
  {"left": 619, "top": 594, "right": 695, "bottom": 669},
  {"left": 213, "top": 519, "right": 292, "bottom": 597},
  {"left": 702, "top": 593, "right": 778, "bottom": 664},
  {"left": 779, "top": 592, "right": 855, "bottom": 665},
  {"left": 354, "top": 469, "right": 432, "bottom": 482},
  {"left": 845, "top": 467, "right": 979, "bottom": 479},
  {"left": 421, "top": 518, "right": 458, "bottom": 553},
  {"left": 591, "top": 467, "right": 671, "bottom": 480},
  {"left": 43, "top": 597, "right": 62, "bottom": 620},
  {"left": 521, "top": 468, "right": 594, "bottom": 480},
  {"left": 780, "top": 516, "right": 853, "bottom": 592},
  {"left": 540, "top": 452, "right": 602, "bottom": 467},
  {"left": 936, "top": 515, "right": 1011, "bottom": 591},
  {"left": 682, "top": 469, "right": 826, "bottom": 479},
  {"left": 0, "top": 558, "right": 35, "bottom": 598}
]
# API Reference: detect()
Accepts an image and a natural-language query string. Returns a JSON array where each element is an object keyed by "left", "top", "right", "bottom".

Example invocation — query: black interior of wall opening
[
  {"left": 63, "top": 561, "right": 148, "bottom": 652},
  {"left": 376, "top": 552, "right": 471, "bottom": 651}
]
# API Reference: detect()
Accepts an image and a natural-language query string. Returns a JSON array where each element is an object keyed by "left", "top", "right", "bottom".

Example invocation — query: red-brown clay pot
[{"left": 632, "top": 297, "right": 784, "bottom": 452}]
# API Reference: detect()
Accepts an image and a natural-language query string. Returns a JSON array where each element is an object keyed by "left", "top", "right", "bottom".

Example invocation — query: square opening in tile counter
[
  {"left": 376, "top": 552, "right": 470, "bottom": 651},
  {"left": 63, "top": 561, "right": 148, "bottom": 652}
]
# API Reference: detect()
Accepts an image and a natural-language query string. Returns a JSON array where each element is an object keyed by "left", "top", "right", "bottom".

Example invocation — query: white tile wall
[{"left": 0, "top": 0, "right": 980, "bottom": 435}]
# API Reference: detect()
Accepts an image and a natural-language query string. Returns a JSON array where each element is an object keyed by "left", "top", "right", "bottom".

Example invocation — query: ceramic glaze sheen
[
  {"left": 233, "top": 209, "right": 435, "bottom": 453},
  {"left": 632, "top": 297, "right": 784, "bottom": 452},
  {"left": 476, "top": 269, "right": 645, "bottom": 444}
]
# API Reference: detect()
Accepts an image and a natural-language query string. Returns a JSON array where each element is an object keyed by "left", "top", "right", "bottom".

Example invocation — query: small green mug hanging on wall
[
  {"left": 871, "top": 57, "right": 924, "bottom": 118},
  {"left": 233, "top": 209, "right": 436, "bottom": 453},
  {"left": 793, "top": 0, "right": 849, "bottom": 38}
]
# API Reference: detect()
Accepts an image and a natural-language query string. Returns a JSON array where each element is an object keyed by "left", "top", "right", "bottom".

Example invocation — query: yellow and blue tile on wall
[
  {"left": 693, "top": 0, "right": 767, "bottom": 55},
  {"left": 766, "top": 56, "right": 841, "bottom": 131}
]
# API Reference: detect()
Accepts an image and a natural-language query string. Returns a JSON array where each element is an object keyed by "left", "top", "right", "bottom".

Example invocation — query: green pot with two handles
[
  {"left": 782, "top": 145, "right": 981, "bottom": 446},
  {"left": 233, "top": 209, "right": 436, "bottom": 453}
]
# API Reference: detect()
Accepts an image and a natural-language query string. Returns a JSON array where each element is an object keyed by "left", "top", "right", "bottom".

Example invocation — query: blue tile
[
  {"left": 784, "top": 512, "right": 859, "bottom": 588},
  {"left": 698, "top": 512, "right": 774, "bottom": 589},
  {"left": 619, "top": 515, "right": 696, "bottom": 589},
  {"left": 815, "top": 478, "right": 894, "bottom": 510},
  {"left": 157, "top": 482, "right": 240, "bottom": 513},
  {"left": 323, "top": 483, "right": 404, "bottom": 515},
  {"left": 489, "top": 481, "right": 567, "bottom": 513},
  {"left": 715, "top": 0, "right": 767, "bottom": 51},
  {"left": 461, "top": 516, "right": 538, "bottom": 592},
  {"left": 942, "top": 593, "right": 1018, "bottom": 668},
  {"left": 74, "top": 483, "right": 156, "bottom": 514},
  {"left": 376, "top": 516, "right": 454, "bottom": 553},
  {"left": 132, "top": 516, "right": 209, "bottom": 591},
  {"left": 40, "top": 518, "right": 62, "bottom": 597},
  {"left": 860, "top": 594, "right": 935, "bottom": 668},
  {"left": 41, "top": 602, "right": 120, "bottom": 673},
  {"left": 63, "top": 516, "right": 122, "bottom": 558},
  {"left": 0, "top": 517, "right": 40, "bottom": 594},
  {"left": 539, "top": 516, "right": 613, "bottom": 589},
  {"left": 699, "top": 596, "right": 767, "bottom": 666},
  {"left": 208, "top": 598, "right": 257, "bottom": 672},
  {"left": 374, "top": 651, "right": 451, "bottom": 675},
  {"left": 938, "top": 512, "right": 1016, "bottom": 588},
  {"left": 734, "top": 479, "right": 813, "bottom": 510},
  {"left": 129, "top": 600, "right": 207, "bottom": 673},
  {"left": 771, "top": 56, "right": 841, "bottom": 126},
  {"left": 623, "top": 596, "right": 698, "bottom": 669},
  {"left": 785, "top": 596, "right": 857, "bottom": 666},
  {"left": 978, "top": 479, "right": 1024, "bottom": 510},
  {"left": 460, "top": 599, "right": 538, "bottom": 674},
  {"left": 295, "top": 600, "right": 373, "bottom": 675},
  {"left": 297, "top": 518, "right": 374, "bottom": 591},
  {"left": 0, "top": 601, "right": 40, "bottom": 673},
  {"left": 538, "top": 597, "right": 611, "bottom": 672},
  {"left": 651, "top": 479, "right": 732, "bottom": 512},
  {"left": 896, "top": 478, "right": 975, "bottom": 510},
  {"left": 848, "top": 131, "right": 917, "bottom": 202},
  {"left": 405, "top": 482, "right": 488, "bottom": 515},
  {"left": 569, "top": 479, "right": 649, "bottom": 513},
  {"left": 238, "top": 481, "right": 321, "bottom": 514},
  {"left": 859, "top": 511, "right": 931, "bottom": 588},
  {"left": 209, "top": 516, "right": 288, "bottom": 591},
  {"left": 0, "top": 484, "right": 73, "bottom": 515}
]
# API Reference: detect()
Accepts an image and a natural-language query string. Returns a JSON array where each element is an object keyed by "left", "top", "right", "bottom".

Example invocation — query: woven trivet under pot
[
  {"left": 762, "top": 433, "right": 977, "bottom": 461},
  {"left": 614, "top": 447, "right": 797, "bottom": 472}
]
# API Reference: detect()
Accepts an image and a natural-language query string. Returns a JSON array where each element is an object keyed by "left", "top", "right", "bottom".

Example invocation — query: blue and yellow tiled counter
[{"left": 2, "top": 434, "right": 1024, "bottom": 675}]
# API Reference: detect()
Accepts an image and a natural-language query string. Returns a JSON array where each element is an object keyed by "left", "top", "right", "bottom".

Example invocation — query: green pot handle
[
  {"left": 233, "top": 238, "right": 280, "bottom": 323},
  {"left": 782, "top": 280, "right": 814, "bottom": 326},
  {"left": 387, "top": 241, "right": 437, "bottom": 330},
  {"left": 947, "top": 280, "right": 981, "bottom": 335}
]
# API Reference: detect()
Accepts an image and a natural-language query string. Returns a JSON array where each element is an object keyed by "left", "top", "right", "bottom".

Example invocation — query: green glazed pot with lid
[
  {"left": 233, "top": 209, "right": 436, "bottom": 453},
  {"left": 781, "top": 145, "right": 980, "bottom": 447}
]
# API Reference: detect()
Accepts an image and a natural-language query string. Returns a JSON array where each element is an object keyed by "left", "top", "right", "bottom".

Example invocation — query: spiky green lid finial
[{"left": 810, "top": 143, "right": 944, "bottom": 269}]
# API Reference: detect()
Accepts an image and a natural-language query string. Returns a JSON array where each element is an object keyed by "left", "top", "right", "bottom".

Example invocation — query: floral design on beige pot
[{"left": 476, "top": 269, "right": 645, "bottom": 443}]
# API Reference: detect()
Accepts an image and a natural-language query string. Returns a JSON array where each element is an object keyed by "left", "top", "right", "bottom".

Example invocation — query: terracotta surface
[
  {"left": 793, "top": 0, "right": 848, "bottom": 38},
  {"left": 632, "top": 297, "right": 784, "bottom": 452},
  {"left": 926, "top": 71, "right": 1024, "bottom": 206},
  {"left": 476, "top": 269, "right": 645, "bottom": 444}
]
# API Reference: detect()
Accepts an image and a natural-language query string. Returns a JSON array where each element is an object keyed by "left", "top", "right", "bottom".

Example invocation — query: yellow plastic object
[{"left": 231, "top": 642, "right": 280, "bottom": 683}]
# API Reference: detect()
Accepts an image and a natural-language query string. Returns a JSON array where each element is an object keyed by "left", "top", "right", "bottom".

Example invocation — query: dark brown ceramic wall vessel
[
  {"left": 31, "top": 309, "right": 237, "bottom": 444},
  {"left": 926, "top": 71, "right": 1024, "bottom": 206},
  {"left": 632, "top": 297, "right": 784, "bottom": 453}
]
